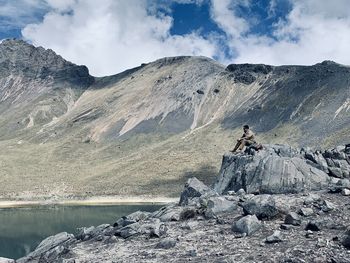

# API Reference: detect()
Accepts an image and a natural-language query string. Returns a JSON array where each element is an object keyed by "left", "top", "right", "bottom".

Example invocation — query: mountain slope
[{"left": 0, "top": 40, "right": 349, "bottom": 200}]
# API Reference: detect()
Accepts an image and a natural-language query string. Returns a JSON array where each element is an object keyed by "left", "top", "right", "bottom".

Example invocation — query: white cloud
[
  {"left": 22, "top": 0, "right": 219, "bottom": 76},
  {"left": 210, "top": 0, "right": 350, "bottom": 66},
  {"left": 14, "top": 0, "right": 350, "bottom": 75},
  {"left": 0, "top": 0, "right": 48, "bottom": 31}
]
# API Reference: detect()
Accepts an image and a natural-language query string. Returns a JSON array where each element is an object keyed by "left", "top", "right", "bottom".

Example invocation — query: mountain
[{"left": 0, "top": 39, "right": 349, "bottom": 200}]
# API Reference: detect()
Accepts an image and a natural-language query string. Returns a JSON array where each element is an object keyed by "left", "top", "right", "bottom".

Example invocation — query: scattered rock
[
  {"left": 205, "top": 196, "right": 237, "bottom": 215},
  {"left": 187, "top": 249, "right": 197, "bottom": 257},
  {"left": 242, "top": 195, "right": 280, "bottom": 220},
  {"left": 305, "top": 221, "right": 322, "bottom": 231},
  {"left": 265, "top": 230, "right": 283, "bottom": 243},
  {"left": 305, "top": 230, "right": 314, "bottom": 238},
  {"left": 284, "top": 212, "right": 301, "bottom": 226},
  {"left": 76, "top": 224, "right": 111, "bottom": 241},
  {"left": 298, "top": 207, "right": 314, "bottom": 217},
  {"left": 155, "top": 238, "right": 177, "bottom": 249},
  {"left": 280, "top": 224, "right": 293, "bottom": 230},
  {"left": 152, "top": 205, "right": 186, "bottom": 221},
  {"left": 340, "top": 227, "right": 350, "bottom": 249},
  {"left": 181, "top": 221, "right": 199, "bottom": 230},
  {"left": 179, "top": 177, "right": 217, "bottom": 206},
  {"left": 321, "top": 200, "right": 336, "bottom": 212},
  {"left": 232, "top": 215, "right": 262, "bottom": 236},
  {"left": 236, "top": 188, "right": 246, "bottom": 196},
  {"left": 341, "top": 188, "right": 350, "bottom": 196},
  {"left": 303, "top": 193, "right": 322, "bottom": 205}
]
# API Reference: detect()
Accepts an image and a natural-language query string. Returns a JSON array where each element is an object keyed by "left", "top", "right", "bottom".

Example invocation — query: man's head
[{"left": 243, "top": 124, "right": 249, "bottom": 132}]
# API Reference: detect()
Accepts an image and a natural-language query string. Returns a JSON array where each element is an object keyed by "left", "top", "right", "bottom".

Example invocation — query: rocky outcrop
[
  {"left": 17, "top": 232, "right": 76, "bottom": 263},
  {"left": 17, "top": 144, "right": 350, "bottom": 262},
  {"left": 302, "top": 145, "right": 350, "bottom": 178},
  {"left": 214, "top": 144, "right": 350, "bottom": 194}
]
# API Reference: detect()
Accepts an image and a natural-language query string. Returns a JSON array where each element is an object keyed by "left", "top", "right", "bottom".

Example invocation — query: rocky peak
[{"left": 0, "top": 39, "right": 94, "bottom": 86}]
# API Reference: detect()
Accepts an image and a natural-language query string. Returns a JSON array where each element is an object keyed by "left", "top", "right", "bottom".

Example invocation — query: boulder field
[{"left": 16, "top": 144, "right": 350, "bottom": 263}]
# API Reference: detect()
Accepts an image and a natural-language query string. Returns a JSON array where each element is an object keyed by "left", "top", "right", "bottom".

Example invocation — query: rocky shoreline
[{"left": 6, "top": 144, "right": 350, "bottom": 263}]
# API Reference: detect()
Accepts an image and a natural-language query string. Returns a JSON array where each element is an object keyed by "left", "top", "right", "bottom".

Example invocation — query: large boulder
[
  {"left": 179, "top": 177, "right": 217, "bottom": 206},
  {"left": 17, "top": 232, "right": 76, "bottom": 263},
  {"left": 214, "top": 144, "right": 330, "bottom": 194}
]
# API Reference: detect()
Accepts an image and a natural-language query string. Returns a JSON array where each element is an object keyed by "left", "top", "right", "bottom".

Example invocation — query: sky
[{"left": 0, "top": 0, "right": 350, "bottom": 76}]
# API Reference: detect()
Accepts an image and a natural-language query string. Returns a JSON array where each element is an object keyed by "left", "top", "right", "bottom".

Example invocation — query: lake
[{"left": 0, "top": 204, "right": 163, "bottom": 259}]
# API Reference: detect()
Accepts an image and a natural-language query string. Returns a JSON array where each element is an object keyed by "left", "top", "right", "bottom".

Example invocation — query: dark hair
[{"left": 243, "top": 124, "right": 249, "bottom": 129}]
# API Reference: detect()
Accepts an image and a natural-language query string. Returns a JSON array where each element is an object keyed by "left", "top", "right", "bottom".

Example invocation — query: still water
[{"left": 0, "top": 204, "right": 162, "bottom": 259}]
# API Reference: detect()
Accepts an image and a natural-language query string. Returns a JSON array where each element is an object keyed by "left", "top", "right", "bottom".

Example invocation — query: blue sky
[{"left": 1, "top": 0, "right": 350, "bottom": 76}]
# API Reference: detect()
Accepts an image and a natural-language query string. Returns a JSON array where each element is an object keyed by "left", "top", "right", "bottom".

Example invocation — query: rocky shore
[{"left": 10, "top": 144, "right": 350, "bottom": 263}]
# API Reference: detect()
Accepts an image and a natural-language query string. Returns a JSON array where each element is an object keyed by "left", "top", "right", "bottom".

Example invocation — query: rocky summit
[
  {"left": 15, "top": 144, "right": 350, "bottom": 263},
  {"left": 0, "top": 40, "right": 349, "bottom": 199}
]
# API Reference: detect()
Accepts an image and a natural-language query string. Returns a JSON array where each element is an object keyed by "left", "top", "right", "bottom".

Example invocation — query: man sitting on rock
[{"left": 230, "top": 125, "right": 258, "bottom": 153}]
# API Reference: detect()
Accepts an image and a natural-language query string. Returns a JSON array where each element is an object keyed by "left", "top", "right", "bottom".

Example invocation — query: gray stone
[
  {"left": 341, "top": 188, "right": 350, "bottom": 196},
  {"left": 305, "top": 221, "right": 322, "bottom": 231},
  {"left": 298, "top": 207, "right": 314, "bottom": 217},
  {"left": 152, "top": 205, "right": 196, "bottom": 222},
  {"left": 115, "top": 222, "right": 140, "bottom": 238},
  {"left": 115, "top": 218, "right": 167, "bottom": 239},
  {"left": 232, "top": 215, "right": 262, "bottom": 236},
  {"left": 305, "top": 230, "right": 314, "bottom": 238},
  {"left": 284, "top": 212, "right": 301, "bottom": 226},
  {"left": 76, "top": 224, "right": 111, "bottom": 241},
  {"left": 236, "top": 188, "right": 246, "bottom": 196},
  {"left": 321, "top": 200, "right": 336, "bottom": 212},
  {"left": 329, "top": 167, "right": 344, "bottom": 178},
  {"left": 139, "top": 218, "right": 167, "bottom": 237},
  {"left": 155, "top": 237, "right": 177, "bottom": 249},
  {"left": 265, "top": 230, "right": 283, "bottom": 243},
  {"left": 280, "top": 224, "right": 293, "bottom": 230},
  {"left": 179, "top": 177, "right": 217, "bottom": 206},
  {"left": 242, "top": 195, "right": 280, "bottom": 220},
  {"left": 214, "top": 145, "right": 330, "bottom": 194},
  {"left": 17, "top": 232, "right": 75, "bottom": 263},
  {"left": 205, "top": 196, "right": 237, "bottom": 215},
  {"left": 303, "top": 193, "right": 322, "bottom": 205}
]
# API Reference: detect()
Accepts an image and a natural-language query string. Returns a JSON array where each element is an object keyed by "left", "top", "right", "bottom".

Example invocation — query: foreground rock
[
  {"left": 18, "top": 144, "right": 350, "bottom": 263},
  {"left": 17, "top": 232, "right": 76, "bottom": 263},
  {"left": 232, "top": 215, "right": 261, "bottom": 236}
]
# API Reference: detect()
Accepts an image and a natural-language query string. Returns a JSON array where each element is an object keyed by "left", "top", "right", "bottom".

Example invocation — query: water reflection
[{"left": 0, "top": 204, "right": 162, "bottom": 259}]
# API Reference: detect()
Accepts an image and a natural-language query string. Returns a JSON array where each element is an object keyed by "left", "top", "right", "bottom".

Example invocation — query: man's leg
[
  {"left": 237, "top": 139, "right": 246, "bottom": 151},
  {"left": 231, "top": 140, "right": 241, "bottom": 152}
]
